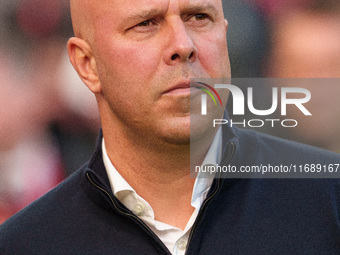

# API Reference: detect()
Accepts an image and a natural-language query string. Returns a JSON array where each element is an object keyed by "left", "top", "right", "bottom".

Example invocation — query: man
[{"left": 1, "top": 0, "right": 340, "bottom": 254}]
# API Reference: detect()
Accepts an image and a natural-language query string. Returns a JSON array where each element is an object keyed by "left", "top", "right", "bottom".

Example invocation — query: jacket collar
[
  {"left": 84, "top": 110, "right": 240, "bottom": 204},
  {"left": 221, "top": 110, "right": 239, "bottom": 163}
]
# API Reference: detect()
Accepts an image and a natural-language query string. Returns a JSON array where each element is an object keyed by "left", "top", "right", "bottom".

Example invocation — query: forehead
[
  {"left": 92, "top": 0, "right": 223, "bottom": 20},
  {"left": 82, "top": 0, "right": 224, "bottom": 43},
  {"left": 71, "top": 0, "right": 224, "bottom": 38}
]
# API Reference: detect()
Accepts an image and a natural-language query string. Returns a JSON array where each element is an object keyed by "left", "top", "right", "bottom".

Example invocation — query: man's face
[{"left": 88, "top": 0, "right": 230, "bottom": 145}]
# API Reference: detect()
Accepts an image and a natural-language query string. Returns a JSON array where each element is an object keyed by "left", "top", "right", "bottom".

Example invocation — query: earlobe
[{"left": 67, "top": 37, "right": 102, "bottom": 93}]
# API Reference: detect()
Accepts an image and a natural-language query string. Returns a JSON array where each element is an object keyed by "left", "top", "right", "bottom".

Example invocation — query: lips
[{"left": 163, "top": 81, "right": 191, "bottom": 95}]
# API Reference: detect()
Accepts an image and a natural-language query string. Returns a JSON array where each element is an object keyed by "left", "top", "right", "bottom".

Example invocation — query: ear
[
  {"left": 224, "top": 19, "right": 229, "bottom": 32},
  {"left": 67, "top": 37, "right": 102, "bottom": 93}
]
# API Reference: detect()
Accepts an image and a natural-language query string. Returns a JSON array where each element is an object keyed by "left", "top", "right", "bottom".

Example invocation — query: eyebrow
[
  {"left": 181, "top": 2, "right": 219, "bottom": 17},
  {"left": 123, "top": 9, "right": 163, "bottom": 25}
]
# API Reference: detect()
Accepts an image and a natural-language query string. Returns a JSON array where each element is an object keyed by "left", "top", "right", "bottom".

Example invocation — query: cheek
[
  {"left": 196, "top": 33, "right": 230, "bottom": 77},
  {"left": 96, "top": 40, "right": 159, "bottom": 92},
  {"left": 95, "top": 42, "right": 163, "bottom": 118},
  {"left": 102, "top": 39, "right": 161, "bottom": 80}
]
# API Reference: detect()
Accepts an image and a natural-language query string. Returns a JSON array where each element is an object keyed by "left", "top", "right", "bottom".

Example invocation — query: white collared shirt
[{"left": 102, "top": 127, "right": 222, "bottom": 255}]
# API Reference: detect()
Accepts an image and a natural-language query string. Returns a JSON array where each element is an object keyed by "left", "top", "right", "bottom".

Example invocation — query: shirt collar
[
  {"left": 102, "top": 126, "right": 222, "bottom": 212},
  {"left": 102, "top": 140, "right": 135, "bottom": 201},
  {"left": 192, "top": 126, "right": 222, "bottom": 209}
]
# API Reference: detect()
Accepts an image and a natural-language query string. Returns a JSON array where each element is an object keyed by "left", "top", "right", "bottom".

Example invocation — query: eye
[
  {"left": 128, "top": 18, "right": 159, "bottom": 37},
  {"left": 187, "top": 13, "right": 213, "bottom": 27},
  {"left": 194, "top": 13, "right": 208, "bottom": 21},
  {"left": 188, "top": 13, "right": 210, "bottom": 22},
  {"left": 137, "top": 20, "right": 152, "bottom": 27}
]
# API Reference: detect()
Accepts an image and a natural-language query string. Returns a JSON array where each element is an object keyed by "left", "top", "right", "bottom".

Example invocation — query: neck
[
  {"left": 102, "top": 125, "right": 216, "bottom": 229},
  {"left": 99, "top": 101, "right": 216, "bottom": 228},
  {"left": 103, "top": 130, "right": 191, "bottom": 228}
]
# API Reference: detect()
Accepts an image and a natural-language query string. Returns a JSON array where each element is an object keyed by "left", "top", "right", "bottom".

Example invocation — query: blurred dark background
[{"left": 1, "top": 0, "right": 339, "bottom": 222}]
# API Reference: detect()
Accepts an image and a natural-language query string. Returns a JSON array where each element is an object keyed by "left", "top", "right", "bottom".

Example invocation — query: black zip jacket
[{"left": 1, "top": 124, "right": 340, "bottom": 255}]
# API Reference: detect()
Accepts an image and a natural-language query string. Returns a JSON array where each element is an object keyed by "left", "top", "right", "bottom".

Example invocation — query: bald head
[{"left": 70, "top": 0, "right": 96, "bottom": 41}]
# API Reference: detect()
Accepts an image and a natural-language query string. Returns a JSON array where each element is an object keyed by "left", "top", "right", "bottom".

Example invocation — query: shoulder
[
  {"left": 223, "top": 128, "right": 340, "bottom": 178},
  {"left": 0, "top": 164, "right": 91, "bottom": 253},
  {"left": 233, "top": 127, "right": 340, "bottom": 163}
]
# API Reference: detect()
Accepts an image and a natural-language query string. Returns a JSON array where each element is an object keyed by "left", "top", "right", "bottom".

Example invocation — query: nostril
[
  {"left": 171, "top": 52, "right": 194, "bottom": 61},
  {"left": 171, "top": 54, "right": 179, "bottom": 60}
]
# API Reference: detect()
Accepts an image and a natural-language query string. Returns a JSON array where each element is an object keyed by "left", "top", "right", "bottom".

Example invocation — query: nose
[{"left": 164, "top": 20, "right": 198, "bottom": 65}]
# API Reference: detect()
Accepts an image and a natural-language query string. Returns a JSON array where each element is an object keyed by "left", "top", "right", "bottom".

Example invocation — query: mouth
[
  {"left": 162, "top": 80, "right": 202, "bottom": 96},
  {"left": 162, "top": 80, "right": 190, "bottom": 95}
]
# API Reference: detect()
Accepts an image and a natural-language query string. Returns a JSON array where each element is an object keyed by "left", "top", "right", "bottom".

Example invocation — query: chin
[
  {"left": 161, "top": 134, "right": 191, "bottom": 146},
  {"left": 157, "top": 118, "right": 191, "bottom": 145}
]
